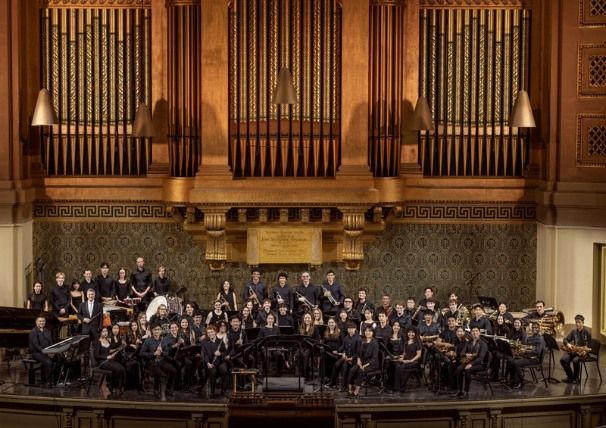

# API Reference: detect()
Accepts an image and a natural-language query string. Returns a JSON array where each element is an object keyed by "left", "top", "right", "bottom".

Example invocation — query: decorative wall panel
[
  {"left": 40, "top": 5, "right": 152, "bottom": 176},
  {"left": 33, "top": 220, "right": 536, "bottom": 311},
  {"left": 578, "top": 44, "right": 606, "bottom": 97},
  {"left": 397, "top": 201, "right": 536, "bottom": 222},
  {"left": 581, "top": 0, "right": 606, "bottom": 26},
  {"left": 228, "top": 0, "right": 341, "bottom": 177},
  {"left": 419, "top": 6, "right": 531, "bottom": 176},
  {"left": 576, "top": 114, "right": 606, "bottom": 166}
]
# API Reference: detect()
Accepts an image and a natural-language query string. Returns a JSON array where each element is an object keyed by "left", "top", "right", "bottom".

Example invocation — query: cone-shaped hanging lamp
[
  {"left": 509, "top": 90, "right": 536, "bottom": 128},
  {"left": 410, "top": 96, "right": 434, "bottom": 131},
  {"left": 132, "top": 103, "right": 155, "bottom": 138},
  {"left": 271, "top": 67, "right": 297, "bottom": 105},
  {"left": 31, "top": 88, "right": 58, "bottom": 126}
]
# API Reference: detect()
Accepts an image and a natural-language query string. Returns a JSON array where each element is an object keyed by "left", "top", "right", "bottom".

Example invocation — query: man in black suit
[
  {"left": 28, "top": 316, "right": 55, "bottom": 386},
  {"left": 78, "top": 289, "right": 102, "bottom": 339}
]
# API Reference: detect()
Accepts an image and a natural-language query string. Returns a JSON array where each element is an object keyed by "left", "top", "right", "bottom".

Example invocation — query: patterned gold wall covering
[{"left": 33, "top": 221, "right": 536, "bottom": 310}]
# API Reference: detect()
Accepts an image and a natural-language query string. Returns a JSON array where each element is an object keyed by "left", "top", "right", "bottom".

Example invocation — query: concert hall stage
[{"left": 0, "top": 353, "right": 605, "bottom": 428}]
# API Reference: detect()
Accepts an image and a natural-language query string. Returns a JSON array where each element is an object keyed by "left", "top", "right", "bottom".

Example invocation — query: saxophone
[{"left": 560, "top": 343, "right": 591, "bottom": 358}]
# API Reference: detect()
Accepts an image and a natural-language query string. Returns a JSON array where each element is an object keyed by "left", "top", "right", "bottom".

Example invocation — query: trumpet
[
  {"left": 295, "top": 291, "right": 317, "bottom": 311},
  {"left": 248, "top": 285, "right": 260, "bottom": 306},
  {"left": 321, "top": 284, "right": 339, "bottom": 306},
  {"left": 560, "top": 343, "right": 591, "bottom": 358}
]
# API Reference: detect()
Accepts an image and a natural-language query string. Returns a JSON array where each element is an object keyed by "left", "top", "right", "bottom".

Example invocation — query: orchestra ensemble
[{"left": 26, "top": 257, "right": 596, "bottom": 400}]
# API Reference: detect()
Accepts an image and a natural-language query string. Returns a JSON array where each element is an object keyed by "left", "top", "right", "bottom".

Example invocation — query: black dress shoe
[
  {"left": 459, "top": 392, "right": 469, "bottom": 399},
  {"left": 450, "top": 391, "right": 461, "bottom": 398},
  {"left": 562, "top": 377, "right": 573, "bottom": 383},
  {"left": 512, "top": 383, "right": 522, "bottom": 389}
]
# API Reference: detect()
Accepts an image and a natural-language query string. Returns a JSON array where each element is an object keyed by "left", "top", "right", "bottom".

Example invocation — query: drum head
[{"left": 146, "top": 296, "right": 168, "bottom": 321}]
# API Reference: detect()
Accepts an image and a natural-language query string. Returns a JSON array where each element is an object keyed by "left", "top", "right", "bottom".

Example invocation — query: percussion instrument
[
  {"left": 509, "top": 311, "right": 527, "bottom": 319},
  {"left": 117, "top": 321, "right": 130, "bottom": 336},
  {"left": 146, "top": 295, "right": 168, "bottom": 321},
  {"left": 122, "top": 297, "right": 142, "bottom": 307},
  {"left": 167, "top": 295, "right": 183, "bottom": 315}
]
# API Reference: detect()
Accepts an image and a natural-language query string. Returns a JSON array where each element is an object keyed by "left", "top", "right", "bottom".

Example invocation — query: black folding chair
[{"left": 579, "top": 339, "right": 602, "bottom": 384}]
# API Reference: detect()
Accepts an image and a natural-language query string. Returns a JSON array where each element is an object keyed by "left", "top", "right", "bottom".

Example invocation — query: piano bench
[{"left": 22, "top": 358, "right": 41, "bottom": 386}]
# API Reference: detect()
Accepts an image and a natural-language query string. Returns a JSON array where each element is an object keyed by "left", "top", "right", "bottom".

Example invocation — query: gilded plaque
[{"left": 247, "top": 228, "right": 322, "bottom": 265}]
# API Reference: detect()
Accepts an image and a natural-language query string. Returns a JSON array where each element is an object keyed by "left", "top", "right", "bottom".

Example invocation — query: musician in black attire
[
  {"left": 258, "top": 313, "right": 285, "bottom": 376},
  {"left": 206, "top": 300, "right": 229, "bottom": 327},
  {"left": 298, "top": 312, "right": 320, "bottom": 380},
  {"left": 560, "top": 314, "right": 592, "bottom": 383},
  {"left": 272, "top": 272, "right": 294, "bottom": 311},
  {"left": 446, "top": 326, "right": 469, "bottom": 390},
  {"left": 330, "top": 322, "right": 360, "bottom": 390},
  {"left": 93, "top": 326, "right": 126, "bottom": 395},
  {"left": 226, "top": 316, "right": 252, "bottom": 368},
  {"left": 28, "top": 316, "right": 55, "bottom": 387},
  {"left": 375, "top": 312, "right": 392, "bottom": 342},
  {"left": 242, "top": 269, "right": 265, "bottom": 309},
  {"left": 153, "top": 266, "right": 171, "bottom": 297},
  {"left": 78, "top": 289, "right": 102, "bottom": 340},
  {"left": 320, "top": 270, "right": 344, "bottom": 318},
  {"left": 149, "top": 304, "right": 171, "bottom": 332},
  {"left": 391, "top": 302, "right": 408, "bottom": 328},
  {"left": 27, "top": 282, "right": 48, "bottom": 311},
  {"left": 419, "top": 286, "right": 440, "bottom": 310},
  {"left": 277, "top": 303, "right": 295, "bottom": 327},
  {"left": 453, "top": 326, "right": 488, "bottom": 399},
  {"left": 114, "top": 268, "right": 131, "bottom": 301},
  {"left": 508, "top": 319, "right": 527, "bottom": 342},
  {"left": 81, "top": 269, "right": 98, "bottom": 301},
  {"left": 342, "top": 297, "right": 358, "bottom": 325},
  {"left": 49, "top": 272, "right": 70, "bottom": 318},
  {"left": 140, "top": 324, "right": 177, "bottom": 399},
  {"left": 392, "top": 328, "right": 422, "bottom": 393},
  {"left": 468, "top": 304, "right": 492, "bottom": 335},
  {"left": 507, "top": 322, "right": 545, "bottom": 388},
  {"left": 96, "top": 262, "right": 115, "bottom": 302},
  {"left": 347, "top": 326, "right": 379, "bottom": 397},
  {"left": 161, "top": 322, "right": 185, "bottom": 391},
  {"left": 435, "top": 315, "right": 458, "bottom": 388},
  {"left": 255, "top": 299, "right": 278, "bottom": 327},
  {"left": 130, "top": 256, "right": 153, "bottom": 307},
  {"left": 217, "top": 280, "right": 238, "bottom": 312},
  {"left": 353, "top": 288, "right": 374, "bottom": 322},
  {"left": 200, "top": 324, "right": 229, "bottom": 397},
  {"left": 295, "top": 271, "right": 320, "bottom": 319}
]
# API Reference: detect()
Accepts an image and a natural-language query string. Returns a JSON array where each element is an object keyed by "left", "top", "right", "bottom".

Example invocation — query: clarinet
[{"left": 211, "top": 338, "right": 226, "bottom": 366}]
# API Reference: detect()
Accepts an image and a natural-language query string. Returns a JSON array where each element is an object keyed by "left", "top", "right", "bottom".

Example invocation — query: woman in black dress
[
  {"left": 322, "top": 317, "right": 341, "bottom": 384},
  {"left": 347, "top": 327, "right": 379, "bottom": 397},
  {"left": 93, "top": 326, "right": 126, "bottom": 396},
  {"left": 216, "top": 280, "right": 238, "bottom": 312},
  {"left": 27, "top": 281, "right": 48, "bottom": 311},
  {"left": 392, "top": 327, "right": 422, "bottom": 393},
  {"left": 69, "top": 280, "right": 83, "bottom": 315}
]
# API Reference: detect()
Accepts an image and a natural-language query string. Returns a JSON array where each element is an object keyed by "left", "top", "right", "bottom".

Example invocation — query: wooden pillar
[
  {"left": 0, "top": 0, "right": 37, "bottom": 307},
  {"left": 338, "top": 0, "right": 371, "bottom": 176},
  {"left": 148, "top": 0, "right": 169, "bottom": 176},
  {"left": 198, "top": 0, "right": 231, "bottom": 177}
]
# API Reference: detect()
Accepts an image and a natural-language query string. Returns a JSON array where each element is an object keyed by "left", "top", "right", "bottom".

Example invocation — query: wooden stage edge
[{"left": 0, "top": 389, "right": 605, "bottom": 428}]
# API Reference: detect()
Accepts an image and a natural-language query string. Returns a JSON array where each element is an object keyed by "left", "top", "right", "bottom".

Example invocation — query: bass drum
[
  {"left": 146, "top": 295, "right": 168, "bottom": 321},
  {"left": 167, "top": 295, "right": 183, "bottom": 316}
]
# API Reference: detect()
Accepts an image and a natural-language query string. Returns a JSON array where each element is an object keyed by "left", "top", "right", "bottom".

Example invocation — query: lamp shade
[
  {"left": 271, "top": 67, "right": 297, "bottom": 105},
  {"left": 509, "top": 90, "right": 535, "bottom": 128},
  {"left": 132, "top": 103, "right": 155, "bottom": 138},
  {"left": 410, "top": 96, "right": 434, "bottom": 131},
  {"left": 31, "top": 88, "right": 58, "bottom": 126}
]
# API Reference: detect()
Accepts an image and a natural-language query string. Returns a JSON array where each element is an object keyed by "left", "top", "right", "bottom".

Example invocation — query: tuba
[{"left": 529, "top": 311, "right": 565, "bottom": 336}]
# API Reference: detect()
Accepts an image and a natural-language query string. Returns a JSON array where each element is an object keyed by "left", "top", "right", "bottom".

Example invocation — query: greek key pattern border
[
  {"left": 34, "top": 201, "right": 169, "bottom": 220},
  {"left": 396, "top": 202, "right": 536, "bottom": 221}
]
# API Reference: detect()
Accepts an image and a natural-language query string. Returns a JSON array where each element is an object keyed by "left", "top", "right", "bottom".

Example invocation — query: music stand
[
  {"left": 478, "top": 296, "right": 498, "bottom": 310},
  {"left": 542, "top": 334, "right": 561, "bottom": 383},
  {"left": 245, "top": 327, "right": 260, "bottom": 341},
  {"left": 279, "top": 326, "right": 295, "bottom": 335}
]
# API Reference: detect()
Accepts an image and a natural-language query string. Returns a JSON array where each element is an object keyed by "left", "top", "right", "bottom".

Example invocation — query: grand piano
[{"left": 0, "top": 306, "right": 59, "bottom": 349}]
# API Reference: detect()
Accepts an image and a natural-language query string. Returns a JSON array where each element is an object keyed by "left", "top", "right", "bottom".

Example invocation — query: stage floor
[{"left": 0, "top": 350, "right": 604, "bottom": 405}]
